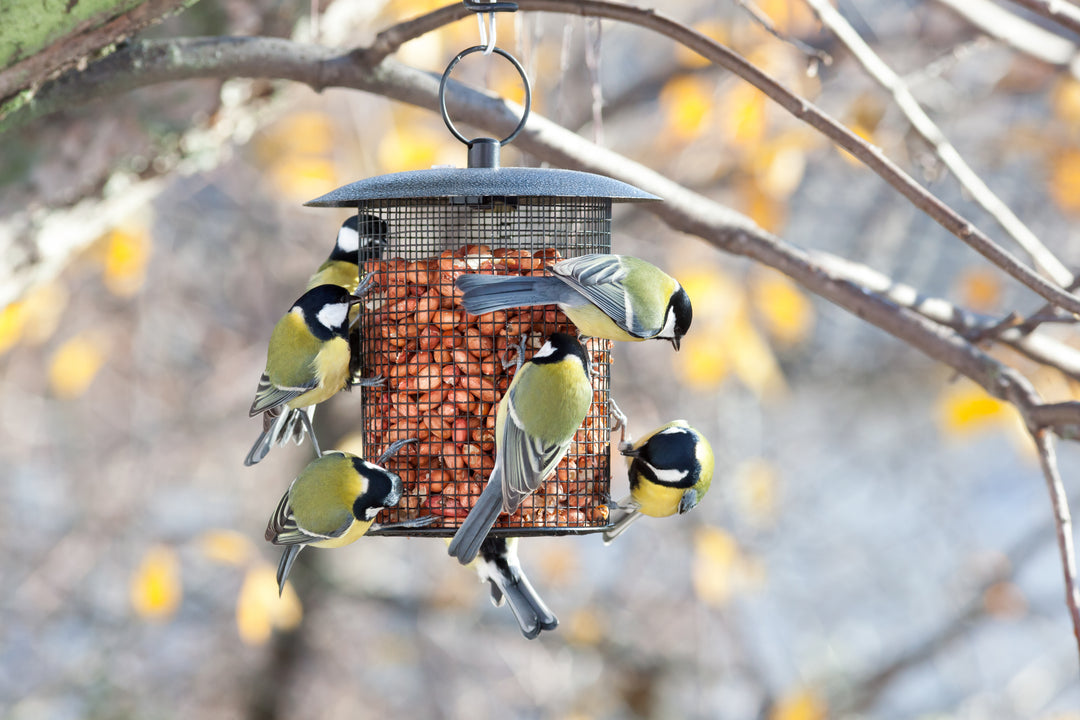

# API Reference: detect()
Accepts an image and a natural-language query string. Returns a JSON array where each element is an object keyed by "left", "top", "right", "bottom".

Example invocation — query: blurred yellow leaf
[
  {"left": 751, "top": 270, "right": 814, "bottom": 345},
  {"left": 674, "top": 21, "right": 729, "bottom": 69},
  {"left": 257, "top": 112, "right": 335, "bottom": 161},
  {"left": 48, "top": 333, "right": 107, "bottom": 399},
  {"left": 728, "top": 311, "right": 787, "bottom": 398},
  {"left": 750, "top": 133, "right": 809, "bottom": 199},
  {"left": 734, "top": 458, "right": 779, "bottom": 525},
  {"left": 236, "top": 564, "right": 303, "bottom": 646},
  {"left": 770, "top": 688, "right": 828, "bottom": 720},
  {"left": 938, "top": 381, "right": 1016, "bottom": 436},
  {"left": 269, "top": 156, "right": 339, "bottom": 203},
  {"left": 956, "top": 267, "right": 1002, "bottom": 312},
  {"left": 197, "top": 530, "right": 254, "bottom": 566},
  {"left": 1048, "top": 147, "right": 1080, "bottom": 214},
  {"left": 130, "top": 545, "right": 182, "bottom": 622},
  {"left": 674, "top": 267, "right": 741, "bottom": 389},
  {"left": 724, "top": 83, "right": 768, "bottom": 147},
  {"left": 741, "top": 179, "right": 787, "bottom": 233},
  {"left": 692, "top": 525, "right": 740, "bottom": 607},
  {"left": 660, "top": 75, "right": 714, "bottom": 141},
  {"left": 378, "top": 123, "right": 455, "bottom": 174},
  {"left": 755, "top": 0, "right": 818, "bottom": 35},
  {"left": 19, "top": 281, "right": 68, "bottom": 346},
  {"left": 102, "top": 227, "right": 151, "bottom": 297},
  {"left": 1053, "top": 78, "right": 1080, "bottom": 126},
  {"left": 0, "top": 302, "right": 25, "bottom": 356}
]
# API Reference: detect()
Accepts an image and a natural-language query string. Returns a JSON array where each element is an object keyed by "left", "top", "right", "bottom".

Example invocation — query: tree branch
[
  {"left": 804, "top": 0, "right": 1074, "bottom": 288},
  {"left": 1032, "top": 429, "right": 1080, "bottom": 666},
  {"left": 9, "top": 1, "right": 1080, "bottom": 319},
  {"left": 1006, "top": 0, "right": 1080, "bottom": 40}
]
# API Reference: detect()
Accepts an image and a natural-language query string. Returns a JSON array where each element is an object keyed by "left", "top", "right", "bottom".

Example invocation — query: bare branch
[
  {"left": 1005, "top": 0, "right": 1080, "bottom": 41},
  {"left": 733, "top": 0, "right": 833, "bottom": 70},
  {"left": 1032, "top": 429, "right": 1080, "bottom": 665},
  {"left": 809, "top": 252, "right": 1080, "bottom": 381},
  {"left": 0, "top": 0, "right": 196, "bottom": 101},
  {"left": 934, "top": 0, "right": 1080, "bottom": 77},
  {"left": 804, "top": 0, "right": 1075, "bottom": 288},
  {"left": 16, "top": 1, "right": 1079, "bottom": 318}
]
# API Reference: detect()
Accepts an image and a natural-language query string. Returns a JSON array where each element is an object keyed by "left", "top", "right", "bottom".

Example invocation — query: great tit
[
  {"left": 468, "top": 537, "right": 558, "bottom": 639},
  {"left": 603, "top": 420, "right": 715, "bottom": 544},
  {"left": 265, "top": 438, "right": 415, "bottom": 595},
  {"left": 455, "top": 254, "right": 693, "bottom": 350},
  {"left": 306, "top": 214, "right": 390, "bottom": 292},
  {"left": 244, "top": 284, "right": 366, "bottom": 466},
  {"left": 448, "top": 333, "right": 593, "bottom": 564}
]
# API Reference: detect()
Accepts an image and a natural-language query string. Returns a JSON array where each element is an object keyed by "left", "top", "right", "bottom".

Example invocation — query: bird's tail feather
[
  {"left": 499, "top": 570, "right": 559, "bottom": 639},
  {"left": 448, "top": 478, "right": 504, "bottom": 565},
  {"left": 276, "top": 545, "right": 304, "bottom": 596},
  {"left": 456, "top": 274, "right": 566, "bottom": 316},
  {"left": 244, "top": 429, "right": 274, "bottom": 466},
  {"left": 602, "top": 500, "right": 644, "bottom": 545}
]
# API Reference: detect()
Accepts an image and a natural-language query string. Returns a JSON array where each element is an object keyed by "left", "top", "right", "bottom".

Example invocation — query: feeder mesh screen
[{"left": 357, "top": 197, "right": 613, "bottom": 536}]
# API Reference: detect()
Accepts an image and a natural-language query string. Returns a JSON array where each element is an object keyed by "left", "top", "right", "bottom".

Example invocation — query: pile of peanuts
[{"left": 360, "top": 244, "right": 611, "bottom": 532}]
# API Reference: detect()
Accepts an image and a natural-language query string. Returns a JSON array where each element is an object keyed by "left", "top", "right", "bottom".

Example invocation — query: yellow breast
[
  {"left": 312, "top": 518, "right": 374, "bottom": 549},
  {"left": 563, "top": 304, "right": 641, "bottom": 342},
  {"left": 632, "top": 479, "right": 685, "bottom": 518},
  {"left": 288, "top": 337, "right": 351, "bottom": 409}
]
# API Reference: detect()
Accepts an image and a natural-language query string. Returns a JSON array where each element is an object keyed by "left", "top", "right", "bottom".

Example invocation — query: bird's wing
[
  {"left": 552, "top": 255, "right": 642, "bottom": 336},
  {"left": 264, "top": 491, "right": 350, "bottom": 545},
  {"left": 499, "top": 402, "right": 569, "bottom": 513},
  {"left": 249, "top": 372, "right": 318, "bottom": 416}
]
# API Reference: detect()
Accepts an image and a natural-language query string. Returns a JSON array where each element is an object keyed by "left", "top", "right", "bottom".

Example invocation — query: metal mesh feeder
[{"left": 304, "top": 46, "right": 659, "bottom": 537}]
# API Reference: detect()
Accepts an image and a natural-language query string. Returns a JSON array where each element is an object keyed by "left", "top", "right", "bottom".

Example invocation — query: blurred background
[{"left": 2, "top": 0, "right": 1080, "bottom": 718}]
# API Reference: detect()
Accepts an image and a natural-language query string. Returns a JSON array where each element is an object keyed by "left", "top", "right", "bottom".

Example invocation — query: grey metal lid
[{"left": 304, "top": 167, "right": 661, "bottom": 207}]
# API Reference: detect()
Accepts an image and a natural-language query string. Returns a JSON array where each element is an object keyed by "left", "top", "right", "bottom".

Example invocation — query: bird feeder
[{"left": 305, "top": 44, "right": 659, "bottom": 537}]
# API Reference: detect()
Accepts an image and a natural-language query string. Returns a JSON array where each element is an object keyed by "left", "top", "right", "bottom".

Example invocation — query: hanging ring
[{"left": 439, "top": 45, "right": 532, "bottom": 147}]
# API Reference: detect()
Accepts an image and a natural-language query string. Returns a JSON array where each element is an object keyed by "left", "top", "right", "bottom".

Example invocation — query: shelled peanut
[{"left": 359, "top": 245, "right": 611, "bottom": 530}]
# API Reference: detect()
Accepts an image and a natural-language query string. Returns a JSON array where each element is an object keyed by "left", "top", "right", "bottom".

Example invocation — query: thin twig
[
  {"left": 803, "top": 0, "right": 1074, "bottom": 288},
  {"left": 1006, "top": 0, "right": 1080, "bottom": 39},
  {"left": 733, "top": 0, "right": 833, "bottom": 70},
  {"left": 1032, "top": 429, "right": 1080, "bottom": 666}
]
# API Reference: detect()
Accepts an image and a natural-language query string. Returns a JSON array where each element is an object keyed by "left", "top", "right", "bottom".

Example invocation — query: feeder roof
[{"left": 305, "top": 167, "right": 661, "bottom": 207}]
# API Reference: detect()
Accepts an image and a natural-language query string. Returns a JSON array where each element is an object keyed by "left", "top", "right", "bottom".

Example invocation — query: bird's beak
[
  {"left": 348, "top": 294, "right": 365, "bottom": 306},
  {"left": 620, "top": 446, "right": 641, "bottom": 458},
  {"left": 671, "top": 336, "right": 681, "bottom": 351}
]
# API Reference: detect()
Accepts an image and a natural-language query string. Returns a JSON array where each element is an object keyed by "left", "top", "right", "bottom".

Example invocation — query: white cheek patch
[
  {"left": 337, "top": 224, "right": 360, "bottom": 253},
  {"left": 648, "top": 464, "right": 690, "bottom": 485},
  {"left": 658, "top": 306, "right": 678, "bottom": 339},
  {"left": 317, "top": 302, "right": 349, "bottom": 330},
  {"left": 531, "top": 341, "right": 557, "bottom": 360}
]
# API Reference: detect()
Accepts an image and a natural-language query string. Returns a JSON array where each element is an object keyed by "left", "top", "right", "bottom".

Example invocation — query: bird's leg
[
  {"left": 377, "top": 437, "right": 418, "bottom": 465},
  {"left": 609, "top": 397, "right": 630, "bottom": 447},
  {"left": 370, "top": 515, "right": 439, "bottom": 532},
  {"left": 300, "top": 411, "right": 323, "bottom": 458},
  {"left": 353, "top": 271, "right": 377, "bottom": 298},
  {"left": 349, "top": 373, "right": 385, "bottom": 389},
  {"left": 501, "top": 334, "right": 528, "bottom": 372}
]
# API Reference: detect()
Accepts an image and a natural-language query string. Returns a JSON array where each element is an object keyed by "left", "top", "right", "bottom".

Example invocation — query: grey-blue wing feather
[
  {"left": 456, "top": 274, "right": 582, "bottom": 315},
  {"left": 498, "top": 405, "right": 567, "bottom": 513},
  {"left": 551, "top": 255, "right": 644, "bottom": 336}
]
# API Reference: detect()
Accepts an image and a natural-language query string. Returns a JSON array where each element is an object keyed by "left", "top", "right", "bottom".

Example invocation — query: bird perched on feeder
[
  {"left": 455, "top": 254, "right": 693, "bottom": 350},
  {"left": 448, "top": 333, "right": 593, "bottom": 565},
  {"left": 306, "top": 214, "right": 390, "bottom": 292},
  {"left": 244, "top": 283, "right": 372, "bottom": 466},
  {"left": 602, "top": 420, "right": 715, "bottom": 544},
  {"left": 266, "top": 438, "right": 420, "bottom": 595},
  {"left": 467, "top": 537, "right": 559, "bottom": 639}
]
